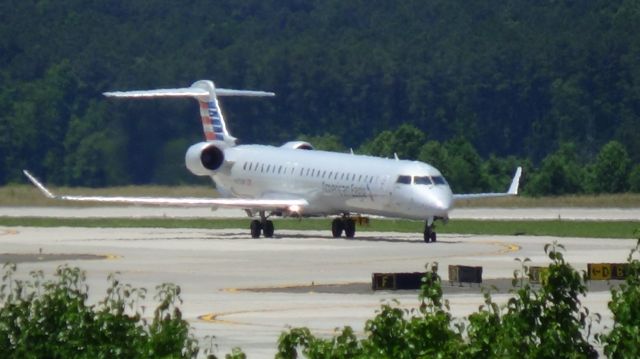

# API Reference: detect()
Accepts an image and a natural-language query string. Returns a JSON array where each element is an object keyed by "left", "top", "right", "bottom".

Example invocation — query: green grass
[{"left": 0, "top": 217, "right": 637, "bottom": 239}]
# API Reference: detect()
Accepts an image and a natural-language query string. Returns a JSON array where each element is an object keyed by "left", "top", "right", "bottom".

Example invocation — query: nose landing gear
[{"left": 424, "top": 217, "right": 437, "bottom": 243}]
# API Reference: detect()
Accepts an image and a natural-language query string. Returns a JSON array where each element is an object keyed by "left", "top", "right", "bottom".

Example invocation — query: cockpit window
[
  {"left": 432, "top": 176, "right": 448, "bottom": 185},
  {"left": 396, "top": 175, "right": 411, "bottom": 184},
  {"left": 414, "top": 176, "right": 433, "bottom": 185}
]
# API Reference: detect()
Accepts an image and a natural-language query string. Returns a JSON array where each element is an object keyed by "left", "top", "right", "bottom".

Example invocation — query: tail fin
[{"left": 104, "top": 80, "right": 274, "bottom": 144}]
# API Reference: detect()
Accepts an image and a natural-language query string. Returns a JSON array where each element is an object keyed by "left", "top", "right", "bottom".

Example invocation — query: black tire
[
  {"left": 331, "top": 218, "right": 344, "bottom": 237},
  {"left": 430, "top": 232, "right": 437, "bottom": 242},
  {"left": 250, "top": 220, "right": 262, "bottom": 238},
  {"left": 423, "top": 227, "right": 431, "bottom": 243},
  {"left": 344, "top": 219, "right": 356, "bottom": 238},
  {"left": 263, "top": 220, "right": 274, "bottom": 238}
]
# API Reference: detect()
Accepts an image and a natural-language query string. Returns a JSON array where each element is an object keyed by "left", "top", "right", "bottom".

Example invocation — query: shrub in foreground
[
  {"left": 277, "top": 242, "right": 611, "bottom": 358},
  {"left": 0, "top": 264, "right": 201, "bottom": 358}
]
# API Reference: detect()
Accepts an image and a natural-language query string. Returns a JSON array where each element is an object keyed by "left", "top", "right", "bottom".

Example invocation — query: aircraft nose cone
[
  {"left": 424, "top": 188, "right": 452, "bottom": 215},
  {"left": 430, "top": 194, "right": 451, "bottom": 212}
]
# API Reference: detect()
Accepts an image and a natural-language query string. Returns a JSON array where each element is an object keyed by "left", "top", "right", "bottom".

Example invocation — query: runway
[{"left": 0, "top": 225, "right": 635, "bottom": 357}]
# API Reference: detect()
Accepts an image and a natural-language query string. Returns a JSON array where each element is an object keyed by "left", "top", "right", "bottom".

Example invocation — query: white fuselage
[{"left": 212, "top": 145, "right": 453, "bottom": 220}]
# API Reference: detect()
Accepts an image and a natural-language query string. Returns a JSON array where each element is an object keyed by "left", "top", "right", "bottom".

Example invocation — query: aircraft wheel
[
  {"left": 263, "top": 220, "right": 275, "bottom": 238},
  {"left": 430, "top": 232, "right": 437, "bottom": 242},
  {"left": 331, "top": 218, "right": 344, "bottom": 237},
  {"left": 250, "top": 220, "right": 262, "bottom": 238},
  {"left": 344, "top": 219, "right": 356, "bottom": 238}
]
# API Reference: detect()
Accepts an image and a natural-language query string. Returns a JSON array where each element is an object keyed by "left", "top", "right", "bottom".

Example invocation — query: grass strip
[{"left": 0, "top": 217, "right": 638, "bottom": 239}]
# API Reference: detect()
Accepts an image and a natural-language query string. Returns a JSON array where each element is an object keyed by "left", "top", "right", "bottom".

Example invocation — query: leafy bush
[
  {"left": 276, "top": 243, "right": 601, "bottom": 358},
  {"left": 598, "top": 237, "right": 640, "bottom": 357},
  {"left": 0, "top": 264, "right": 204, "bottom": 358}
]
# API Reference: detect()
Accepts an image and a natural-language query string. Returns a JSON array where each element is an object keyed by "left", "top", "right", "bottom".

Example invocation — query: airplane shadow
[
  {"left": 274, "top": 232, "right": 463, "bottom": 245},
  {"left": 201, "top": 229, "right": 463, "bottom": 245}
]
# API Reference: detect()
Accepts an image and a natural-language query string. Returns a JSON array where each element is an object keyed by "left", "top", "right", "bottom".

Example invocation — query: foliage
[
  {"left": 276, "top": 244, "right": 604, "bottom": 358},
  {"left": 0, "top": 263, "right": 215, "bottom": 358},
  {"left": 358, "top": 123, "right": 425, "bottom": 160},
  {"left": 599, "top": 238, "right": 640, "bottom": 357},
  {"left": 525, "top": 143, "right": 585, "bottom": 196},
  {"left": 630, "top": 165, "right": 640, "bottom": 193},
  {"left": 298, "top": 133, "right": 347, "bottom": 152},
  {"left": 588, "top": 141, "right": 632, "bottom": 193},
  {"left": 2, "top": 1, "right": 640, "bottom": 189},
  {"left": 277, "top": 264, "right": 464, "bottom": 358}
]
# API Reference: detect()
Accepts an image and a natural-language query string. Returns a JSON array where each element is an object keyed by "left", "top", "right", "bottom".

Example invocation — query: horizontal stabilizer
[
  {"left": 23, "top": 170, "right": 306, "bottom": 211},
  {"left": 104, "top": 87, "right": 275, "bottom": 100}
]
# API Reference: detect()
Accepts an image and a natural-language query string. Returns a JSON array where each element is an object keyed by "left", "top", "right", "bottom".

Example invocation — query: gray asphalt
[{"left": 0, "top": 222, "right": 634, "bottom": 357}]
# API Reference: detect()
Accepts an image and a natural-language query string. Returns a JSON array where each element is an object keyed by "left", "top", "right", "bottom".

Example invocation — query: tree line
[
  {"left": 1, "top": 0, "right": 639, "bottom": 194},
  {"left": 307, "top": 124, "right": 640, "bottom": 196}
]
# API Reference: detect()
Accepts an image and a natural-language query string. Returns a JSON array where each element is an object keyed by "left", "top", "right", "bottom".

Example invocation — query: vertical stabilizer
[
  {"left": 104, "top": 80, "right": 275, "bottom": 145},
  {"left": 191, "top": 80, "right": 231, "bottom": 143}
]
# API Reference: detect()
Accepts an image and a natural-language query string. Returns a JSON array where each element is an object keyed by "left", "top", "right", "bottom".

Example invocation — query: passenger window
[
  {"left": 396, "top": 175, "right": 411, "bottom": 184},
  {"left": 278, "top": 166, "right": 282, "bottom": 174}
]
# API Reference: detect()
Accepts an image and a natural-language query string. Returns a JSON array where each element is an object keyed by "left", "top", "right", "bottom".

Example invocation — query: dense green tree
[
  {"left": 298, "top": 133, "right": 347, "bottom": 152},
  {"left": 1, "top": 1, "right": 640, "bottom": 188},
  {"left": 358, "top": 123, "right": 425, "bottom": 160},
  {"left": 525, "top": 143, "right": 585, "bottom": 196},
  {"left": 629, "top": 165, "right": 640, "bottom": 193},
  {"left": 588, "top": 140, "right": 632, "bottom": 193}
]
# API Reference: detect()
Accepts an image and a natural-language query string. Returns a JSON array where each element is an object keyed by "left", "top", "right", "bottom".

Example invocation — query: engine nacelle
[
  {"left": 280, "top": 141, "right": 314, "bottom": 150},
  {"left": 185, "top": 142, "right": 226, "bottom": 176}
]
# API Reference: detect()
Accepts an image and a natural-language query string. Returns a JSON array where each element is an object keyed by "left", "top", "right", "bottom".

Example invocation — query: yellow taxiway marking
[{"left": 198, "top": 302, "right": 386, "bottom": 333}]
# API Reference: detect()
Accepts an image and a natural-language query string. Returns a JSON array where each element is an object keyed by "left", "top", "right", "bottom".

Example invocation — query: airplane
[{"left": 24, "top": 80, "right": 522, "bottom": 243}]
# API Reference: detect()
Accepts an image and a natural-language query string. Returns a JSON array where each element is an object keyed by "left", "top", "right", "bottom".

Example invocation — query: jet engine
[
  {"left": 185, "top": 141, "right": 226, "bottom": 176},
  {"left": 280, "top": 141, "right": 314, "bottom": 150}
]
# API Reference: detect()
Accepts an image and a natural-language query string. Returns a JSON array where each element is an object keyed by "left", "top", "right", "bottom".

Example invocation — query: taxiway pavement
[{"left": 0, "top": 224, "right": 635, "bottom": 357}]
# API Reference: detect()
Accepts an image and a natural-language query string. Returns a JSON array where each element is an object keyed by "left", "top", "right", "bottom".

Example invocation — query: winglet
[
  {"left": 23, "top": 170, "right": 56, "bottom": 199},
  {"left": 507, "top": 166, "right": 522, "bottom": 195}
]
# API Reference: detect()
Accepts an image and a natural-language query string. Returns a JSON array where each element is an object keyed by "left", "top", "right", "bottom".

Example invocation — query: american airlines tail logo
[{"left": 199, "top": 101, "right": 225, "bottom": 141}]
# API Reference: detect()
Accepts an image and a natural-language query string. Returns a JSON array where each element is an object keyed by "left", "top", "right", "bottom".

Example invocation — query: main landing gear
[
  {"left": 331, "top": 214, "right": 356, "bottom": 238},
  {"left": 250, "top": 210, "right": 274, "bottom": 238}
]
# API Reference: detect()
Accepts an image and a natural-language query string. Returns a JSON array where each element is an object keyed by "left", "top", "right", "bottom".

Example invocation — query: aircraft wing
[
  {"left": 23, "top": 170, "right": 307, "bottom": 211},
  {"left": 452, "top": 167, "right": 522, "bottom": 201}
]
